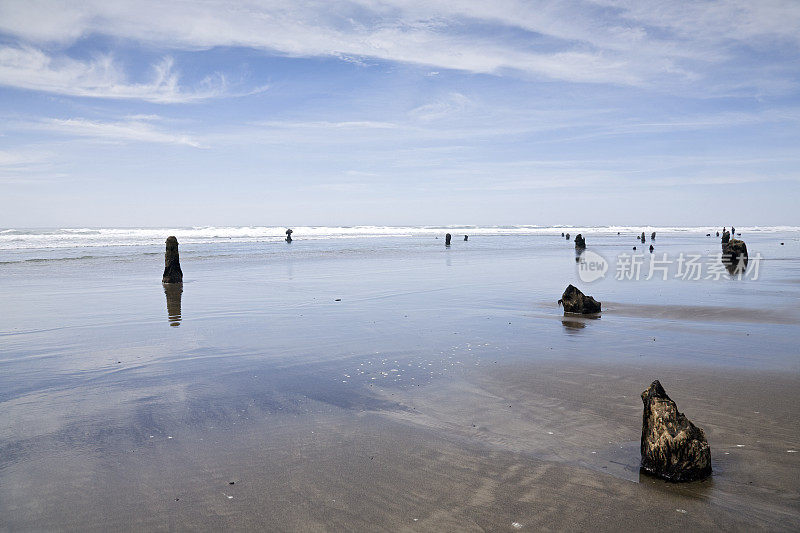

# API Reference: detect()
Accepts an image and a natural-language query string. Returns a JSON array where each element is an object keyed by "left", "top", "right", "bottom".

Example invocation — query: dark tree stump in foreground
[{"left": 640, "top": 380, "right": 712, "bottom": 482}]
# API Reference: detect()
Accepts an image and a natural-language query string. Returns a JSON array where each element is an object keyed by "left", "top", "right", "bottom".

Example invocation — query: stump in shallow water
[
  {"left": 722, "top": 238, "right": 748, "bottom": 275},
  {"left": 162, "top": 236, "right": 183, "bottom": 284},
  {"left": 558, "top": 284, "right": 600, "bottom": 314},
  {"left": 445, "top": 233, "right": 452, "bottom": 246},
  {"left": 640, "top": 380, "right": 712, "bottom": 482},
  {"left": 574, "top": 234, "right": 586, "bottom": 249}
]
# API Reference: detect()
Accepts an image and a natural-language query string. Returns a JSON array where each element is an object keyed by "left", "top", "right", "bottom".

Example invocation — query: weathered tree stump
[
  {"left": 640, "top": 380, "right": 712, "bottom": 482},
  {"left": 558, "top": 284, "right": 601, "bottom": 314},
  {"left": 162, "top": 236, "right": 183, "bottom": 284}
]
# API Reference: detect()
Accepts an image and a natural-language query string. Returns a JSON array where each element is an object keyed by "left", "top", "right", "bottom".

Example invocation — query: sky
[{"left": 1, "top": 0, "right": 799, "bottom": 227}]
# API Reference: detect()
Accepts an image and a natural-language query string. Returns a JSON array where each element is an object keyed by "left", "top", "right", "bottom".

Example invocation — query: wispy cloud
[
  {"left": 252, "top": 120, "right": 399, "bottom": 130},
  {"left": 0, "top": 149, "right": 49, "bottom": 167},
  {"left": 0, "top": 148, "right": 66, "bottom": 183},
  {"left": 0, "top": 46, "right": 234, "bottom": 103},
  {"left": 410, "top": 93, "right": 472, "bottom": 122},
  {"left": 21, "top": 116, "right": 202, "bottom": 147}
]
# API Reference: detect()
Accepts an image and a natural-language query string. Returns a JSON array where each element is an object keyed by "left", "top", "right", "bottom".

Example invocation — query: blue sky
[{"left": 1, "top": 0, "right": 799, "bottom": 227}]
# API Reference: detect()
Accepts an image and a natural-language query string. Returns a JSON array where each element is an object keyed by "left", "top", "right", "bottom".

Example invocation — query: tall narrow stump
[{"left": 162, "top": 236, "right": 183, "bottom": 284}]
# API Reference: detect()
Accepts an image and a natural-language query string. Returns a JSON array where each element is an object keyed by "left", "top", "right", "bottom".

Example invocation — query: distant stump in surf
[
  {"left": 574, "top": 234, "right": 586, "bottom": 249},
  {"left": 640, "top": 232, "right": 646, "bottom": 242},
  {"left": 651, "top": 232, "right": 656, "bottom": 240},
  {"left": 721, "top": 230, "right": 730, "bottom": 244},
  {"left": 464, "top": 235, "right": 469, "bottom": 241},
  {"left": 162, "top": 236, "right": 183, "bottom": 284},
  {"left": 649, "top": 244, "right": 654, "bottom": 252},
  {"left": 565, "top": 233, "right": 570, "bottom": 240},
  {"left": 285, "top": 228, "right": 293, "bottom": 243},
  {"left": 722, "top": 239, "right": 748, "bottom": 274},
  {"left": 445, "top": 233, "right": 452, "bottom": 246},
  {"left": 640, "top": 380, "right": 711, "bottom": 482},
  {"left": 558, "top": 284, "right": 600, "bottom": 314}
]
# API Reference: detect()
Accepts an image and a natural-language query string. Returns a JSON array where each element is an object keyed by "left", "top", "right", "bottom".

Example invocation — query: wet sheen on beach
[{"left": 1, "top": 228, "right": 799, "bottom": 530}]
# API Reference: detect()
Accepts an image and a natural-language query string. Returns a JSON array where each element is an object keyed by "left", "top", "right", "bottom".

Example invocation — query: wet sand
[
  {"left": 1, "top": 232, "right": 799, "bottom": 530},
  {"left": 2, "top": 359, "right": 797, "bottom": 531}
]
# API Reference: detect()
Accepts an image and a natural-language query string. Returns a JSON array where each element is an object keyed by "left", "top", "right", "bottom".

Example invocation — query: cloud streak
[
  {"left": 20, "top": 116, "right": 202, "bottom": 147},
  {"left": 0, "top": 46, "right": 234, "bottom": 103}
]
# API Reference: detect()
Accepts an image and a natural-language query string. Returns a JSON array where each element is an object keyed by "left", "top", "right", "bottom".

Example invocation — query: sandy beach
[{"left": 1, "top": 228, "right": 799, "bottom": 531}]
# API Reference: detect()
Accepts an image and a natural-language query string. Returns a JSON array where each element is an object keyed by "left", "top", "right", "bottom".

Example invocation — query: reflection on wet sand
[
  {"left": 562, "top": 318, "right": 587, "bottom": 332},
  {"left": 561, "top": 315, "right": 599, "bottom": 333},
  {"left": 163, "top": 283, "right": 183, "bottom": 326},
  {"left": 605, "top": 302, "right": 798, "bottom": 324}
]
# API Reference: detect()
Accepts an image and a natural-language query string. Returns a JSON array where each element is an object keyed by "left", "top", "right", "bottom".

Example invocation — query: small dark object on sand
[
  {"left": 229, "top": 481, "right": 235, "bottom": 485},
  {"left": 162, "top": 236, "right": 183, "bottom": 283},
  {"left": 781, "top": 242, "right": 785, "bottom": 245},
  {"left": 285, "top": 228, "right": 293, "bottom": 243},
  {"left": 633, "top": 246, "right": 637, "bottom": 250},
  {"left": 464, "top": 235, "right": 468, "bottom": 241},
  {"left": 716, "top": 231, "right": 719, "bottom": 237},
  {"left": 707, "top": 234, "right": 711, "bottom": 237},
  {"left": 445, "top": 233, "right": 452, "bottom": 246},
  {"left": 574, "top": 234, "right": 586, "bottom": 249},
  {"left": 617, "top": 232, "right": 620, "bottom": 235},
  {"left": 649, "top": 244, "right": 654, "bottom": 252},
  {"left": 640, "top": 380, "right": 711, "bottom": 482},
  {"left": 561, "top": 232, "right": 565, "bottom": 237},
  {"left": 558, "top": 284, "right": 601, "bottom": 314},
  {"left": 334, "top": 298, "right": 341, "bottom": 302}
]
